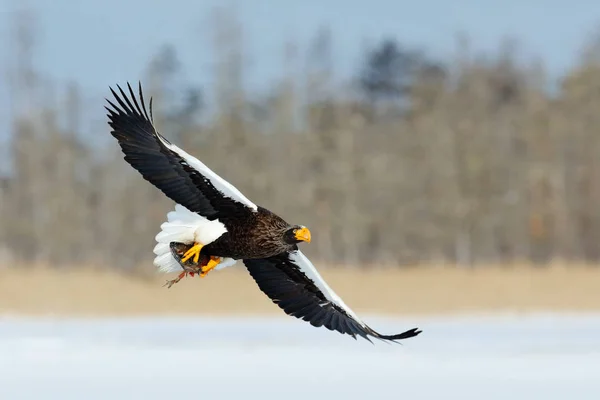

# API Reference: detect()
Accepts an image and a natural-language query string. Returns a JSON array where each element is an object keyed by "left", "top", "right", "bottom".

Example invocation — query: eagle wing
[
  {"left": 105, "top": 82, "right": 257, "bottom": 225},
  {"left": 243, "top": 251, "right": 422, "bottom": 343}
]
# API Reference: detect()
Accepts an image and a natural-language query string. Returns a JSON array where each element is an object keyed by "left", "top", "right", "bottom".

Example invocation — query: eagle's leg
[
  {"left": 180, "top": 243, "right": 203, "bottom": 264},
  {"left": 200, "top": 256, "right": 222, "bottom": 277}
]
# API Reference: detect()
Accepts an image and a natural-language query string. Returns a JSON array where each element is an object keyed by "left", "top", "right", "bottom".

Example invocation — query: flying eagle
[{"left": 105, "top": 82, "right": 422, "bottom": 343}]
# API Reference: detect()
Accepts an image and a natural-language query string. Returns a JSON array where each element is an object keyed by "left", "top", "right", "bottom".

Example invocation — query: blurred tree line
[{"left": 1, "top": 8, "right": 600, "bottom": 270}]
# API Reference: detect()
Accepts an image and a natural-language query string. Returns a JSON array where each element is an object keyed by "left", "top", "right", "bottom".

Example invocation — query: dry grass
[{"left": 1, "top": 263, "right": 599, "bottom": 317}]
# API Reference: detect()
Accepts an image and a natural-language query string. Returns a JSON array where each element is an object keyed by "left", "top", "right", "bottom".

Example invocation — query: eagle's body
[
  {"left": 105, "top": 82, "right": 422, "bottom": 344},
  {"left": 201, "top": 206, "right": 298, "bottom": 260}
]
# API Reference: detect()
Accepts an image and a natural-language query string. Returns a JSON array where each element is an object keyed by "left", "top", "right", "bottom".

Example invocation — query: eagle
[{"left": 105, "top": 82, "right": 422, "bottom": 344}]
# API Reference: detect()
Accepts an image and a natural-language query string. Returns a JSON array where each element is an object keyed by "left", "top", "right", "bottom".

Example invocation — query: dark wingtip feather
[{"left": 371, "top": 327, "right": 422, "bottom": 342}]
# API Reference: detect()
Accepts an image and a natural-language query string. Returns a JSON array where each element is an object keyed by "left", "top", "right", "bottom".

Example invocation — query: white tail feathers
[
  {"left": 152, "top": 204, "right": 237, "bottom": 273},
  {"left": 152, "top": 245, "right": 181, "bottom": 273}
]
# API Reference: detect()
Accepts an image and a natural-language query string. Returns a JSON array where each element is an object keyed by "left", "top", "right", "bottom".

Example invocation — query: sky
[{"left": 0, "top": 0, "right": 599, "bottom": 152}]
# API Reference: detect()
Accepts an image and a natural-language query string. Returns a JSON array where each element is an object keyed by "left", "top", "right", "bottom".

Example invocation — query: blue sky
[
  {"left": 1, "top": 0, "right": 600, "bottom": 149},
  {"left": 4, "top": 0, "right": 600, "bottom": 88}
]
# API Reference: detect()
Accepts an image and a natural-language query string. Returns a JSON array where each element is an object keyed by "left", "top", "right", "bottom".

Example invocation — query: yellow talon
[
  {"left": 200, "top": 256, "right": 221, "bottom": 277},
  {"left": 181, "top": 243, "right": 203, "bottom": 263}
]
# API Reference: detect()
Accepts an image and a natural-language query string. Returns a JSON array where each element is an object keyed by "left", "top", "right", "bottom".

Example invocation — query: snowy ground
[{"left": 0, "top": 313, "right": 599, "bottom": 400}]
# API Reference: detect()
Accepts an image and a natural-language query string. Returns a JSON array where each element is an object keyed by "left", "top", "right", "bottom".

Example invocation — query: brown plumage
[{"left": 201, "top": 206, "right": 303, "bottom": 259}]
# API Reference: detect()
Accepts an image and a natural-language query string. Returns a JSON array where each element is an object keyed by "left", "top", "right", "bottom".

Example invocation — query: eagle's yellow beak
[{"left": 294, "top": 227, "right": 312, "bottom": 243}]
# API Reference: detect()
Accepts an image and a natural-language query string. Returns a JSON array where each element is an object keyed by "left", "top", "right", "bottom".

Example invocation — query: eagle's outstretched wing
[
  {"left": 243, "top": 251, "right": 422, "bottom": 343},
  {"left": 105, "top": 82, "right": 257, "bottom": 225}
]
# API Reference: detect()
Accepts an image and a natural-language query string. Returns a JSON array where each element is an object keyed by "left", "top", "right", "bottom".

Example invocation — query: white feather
[
  {"left": 215, "top": 258, "right": 237, "bottom": 270},
  {"left": 290, "top": 250, "right": 364, "bottom": 325},
  {"left": 152, "top": 204, "right": 237, "bottom": 273},
  {"left": 156, "top": 135, "right": 259, "bottom": 212}
]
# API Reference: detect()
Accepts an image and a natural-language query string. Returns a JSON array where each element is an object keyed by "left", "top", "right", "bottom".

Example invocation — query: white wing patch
[
  {"left": 289, "top": 250, "right": 365, "bottom": 324},
  {"left": 153, "top": 204, "right": 237, "bottom": 273},
  {"left": 156, "top": 135, "right": 258, "bottom": 212}
]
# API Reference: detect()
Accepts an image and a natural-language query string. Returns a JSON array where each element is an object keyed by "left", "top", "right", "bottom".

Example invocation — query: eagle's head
[{"left": 283, "top": 225, "right": 312, "bottom": 245}]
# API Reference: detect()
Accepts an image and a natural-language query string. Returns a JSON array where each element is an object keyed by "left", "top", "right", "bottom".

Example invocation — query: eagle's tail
[{"left": 152, "top": 204, "right": 237, "bottom": 273}]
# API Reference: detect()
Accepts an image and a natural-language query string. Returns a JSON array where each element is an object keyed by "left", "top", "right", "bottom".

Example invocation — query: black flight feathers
[
  {"left": 105, "top": 82, "right": 253, "bottom": 226},
  {"left": 243, "top": 252, "right": 422, "bottom": 344}
]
